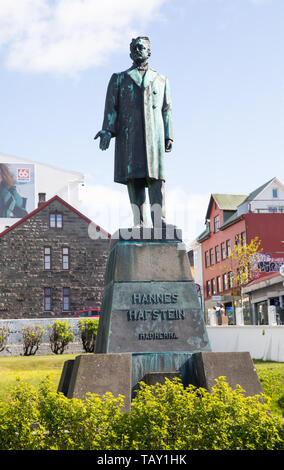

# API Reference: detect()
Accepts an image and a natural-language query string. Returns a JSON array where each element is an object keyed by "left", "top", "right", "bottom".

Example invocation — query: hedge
[{"left": 0, "top": 377, "right": 282, "bottom": 450}]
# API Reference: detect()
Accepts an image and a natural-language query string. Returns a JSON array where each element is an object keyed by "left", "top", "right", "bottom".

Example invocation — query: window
[
  {"left": 229, "top": 272, "right": 234, "bottom": 288},
  {"left": 217, "top": 276, "right": 221, "bottom": 293},
  {"left": 211, "top": 278, "right": 216, "bottom": 296},
  {"left": 214, "top": 215, "right": 220, "bottom": 233},
  {"left": 62, "top": 247, "right": 70, "bottom": 270},
  {"left": 241, "top": 232, "right": 246, "bottom": 246},
  {"left": 63, "top": 288, "right": 70, "bottom": 311},
  {"left": 226, "top": 240, "right": 231, "bottom": 256},
  {"left": 206, "top": 281, "right": 211, "bottom": 297},
  {"left": 235, "top": 234, "right": 241, "bottom": 246},
  {"left": 210, "top": 248, "right": 214, "bottom": 265},
  {"left": 50, "top": 213, "right": 63, "bottom": 228},
  {"left": 215, "top": 245, "right": 220, "bottom": 263},
  {"left": 221, "top": 242, "right": 226, "bottom": 260},
  {"left": 268, "top": 207, "right": 277, "bottom": 213},
  {"left": 223, "top": 273, "right": 228, "bottom": 291},
  {"left": 44, "top": 288, "right": 52, "bottom": 311},
  {"left": 272, "top": 188, "right": 278, "bottom": 198},
  {"left": 205, "top": 251, "right": 209, "bottom": 268},
  {"left": 44, "top": 247, "right": 51, "bottom": 270}
]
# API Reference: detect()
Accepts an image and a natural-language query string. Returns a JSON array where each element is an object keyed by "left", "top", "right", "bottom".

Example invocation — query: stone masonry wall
[{"left": 0, "top": 199, "right": 110, "bottom": 318}]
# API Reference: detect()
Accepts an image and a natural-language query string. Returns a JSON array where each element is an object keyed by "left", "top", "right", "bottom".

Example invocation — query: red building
[{"left": 197, "top": 178, "right": 284, "bottom": 324}]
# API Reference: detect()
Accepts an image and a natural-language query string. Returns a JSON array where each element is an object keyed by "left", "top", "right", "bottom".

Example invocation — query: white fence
[
  {"left": 0, "top": 319, "right": 283, "bottom": 362},
  {"left": 207, "top": 326, "right": 284, "bottom": 362}
]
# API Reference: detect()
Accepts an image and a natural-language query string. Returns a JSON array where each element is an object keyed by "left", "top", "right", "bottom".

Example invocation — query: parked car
[{"left": 73, "top": 309, "right": 100, "bottom": 319}]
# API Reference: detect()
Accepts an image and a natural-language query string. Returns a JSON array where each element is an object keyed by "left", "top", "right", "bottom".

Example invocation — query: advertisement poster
[{"left": 0, "top": 163, "right": 35, "bottom": 218}]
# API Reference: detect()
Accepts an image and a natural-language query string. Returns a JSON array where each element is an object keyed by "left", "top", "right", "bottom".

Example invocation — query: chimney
[{"left": 38, "top": 193, "right": 46, "bottom": 207}]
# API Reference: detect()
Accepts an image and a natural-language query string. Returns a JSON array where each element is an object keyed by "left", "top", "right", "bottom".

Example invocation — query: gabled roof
[
  {"left": 242, "top": 177, "right": 276, "bottom": 203},
  {"left": 205, "top": 193, "right": 247, "bottom": 220},
  {"left": 196, "top": 223, "right": 210, "bottom": 242},
  {"left": 0, "top": 195, "right": 111, "bottom": 239}
]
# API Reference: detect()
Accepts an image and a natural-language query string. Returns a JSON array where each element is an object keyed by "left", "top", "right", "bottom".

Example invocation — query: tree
[
  {"left": 22, "top": 325, "right": 45, "bottom": 356},
  {"left": 0, "top": 326, "right": 10, "bottom": 352},
  {"left": 227, "top": 235, "right": 262, "bottom": 288},
  {"left": 48, "top": 320, "right": 74, "bottom": 355},
  {"left": 78, "top": 318, "right": 99, "bottom": 353}
]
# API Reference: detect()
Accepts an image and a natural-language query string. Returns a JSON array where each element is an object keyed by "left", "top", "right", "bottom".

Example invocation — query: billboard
[{"left": 0, "top": 163, "right": 35, "bottom": 218}]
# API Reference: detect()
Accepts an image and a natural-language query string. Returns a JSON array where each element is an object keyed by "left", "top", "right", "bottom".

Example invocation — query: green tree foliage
[
  {"left": 22, "top": 325, "right": 45, "bottom": 356},
  {"left": 48, "top": 321, "right": 74, "bottom": 355},
  {"left": 0, "top": 326, "right": 10, "bottom": 352},
  {"left": 227, "top": 235, "right": 262, "bottom": 287},
  {"left": 78, "top": 319, "right": 99, "bottom": 353},
  {"left": 0, "top": 377, "right": 282, "bottom": 450}
]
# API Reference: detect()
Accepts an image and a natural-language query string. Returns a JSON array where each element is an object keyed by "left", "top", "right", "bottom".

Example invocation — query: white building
[
  {"left": 237, "top": 177, "right": 284, "bottom": 215},
  {"left": 0, "top": 152, "right": 84, "bottom": 232}
]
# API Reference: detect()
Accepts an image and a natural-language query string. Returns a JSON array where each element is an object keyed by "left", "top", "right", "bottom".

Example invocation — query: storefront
[{"left": 243, "top": 272, "right": 284, "bottom": 325}]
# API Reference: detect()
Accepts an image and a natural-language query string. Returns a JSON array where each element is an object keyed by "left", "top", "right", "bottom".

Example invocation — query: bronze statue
[{"left": 95, "top": 36, "right": 173, "bottom": 227}]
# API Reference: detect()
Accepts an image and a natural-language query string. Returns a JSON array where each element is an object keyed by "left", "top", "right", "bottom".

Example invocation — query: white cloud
[
  {"left": 79, "top": 183, "right": 209, "bottom": 243},
  {"left": 0, "top": 0, "right": 166, "bottom": 75}
]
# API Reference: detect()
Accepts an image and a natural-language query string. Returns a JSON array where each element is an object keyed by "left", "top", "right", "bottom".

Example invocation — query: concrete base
[
  {"left": 57, "top": 359, "right": 75, "bottom": 397},
  {"left": 193, "top": 351, "right": 264, "bottom": 396},
  {"left": 58, "top": 351, "right": 264, "bottom": 408},
  {"left": 58, "top": 353, "right": 132, "bottom": 412},
  {"left": 144, "top": 372, "right": 181, "bottom": 386}
]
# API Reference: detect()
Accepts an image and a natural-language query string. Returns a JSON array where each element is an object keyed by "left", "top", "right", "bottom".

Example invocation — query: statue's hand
[
  {"left": 165, "top": 139, "right": 173, "bottom": 152},
  {"left": 94, "top": 130, "right": 112, "bottom": 150}
]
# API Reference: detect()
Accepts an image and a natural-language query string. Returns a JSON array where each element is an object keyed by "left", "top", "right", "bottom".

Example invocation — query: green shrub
[
  {"left": 0, "top": 326, "right": 10, "bottom": 352},
  {"left": 38, "top": 379, "right": 125, "bottom": 450},
  {"left": 0, "top": 377, "right": 282, "bottom": 450},
  {"left": 48, "top": 321, "right": 74, "bottom": 355},
  {"left": 125, "top": 377, "right": 283, "bottom": 450},
  {"left": 278, "top": 393, "right": 284, "bottom": 411},
  {"left": 22, "top": 325, "right": 45, "bottom": 356},
  {"left": 78, "top": 319, "right": 99, "bottom": 353},
  {"left": 0, "top": 380, "right": 46, "bottom": 450}
]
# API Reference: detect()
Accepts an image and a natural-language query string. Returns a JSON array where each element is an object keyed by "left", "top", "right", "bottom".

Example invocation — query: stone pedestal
[
  {"left": 93, "top": 227, "right": 211, "bottom": 392},
  {"left": 95, "top": 227, "right": 211, "bottom": 357},
  {"left": 58, "top": 227, "right": 263, "bottom": 402}
]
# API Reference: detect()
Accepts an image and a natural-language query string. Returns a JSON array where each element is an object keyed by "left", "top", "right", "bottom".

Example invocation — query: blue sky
[{"left": 0, "top": 0, "right": 283, "bottom": 240}]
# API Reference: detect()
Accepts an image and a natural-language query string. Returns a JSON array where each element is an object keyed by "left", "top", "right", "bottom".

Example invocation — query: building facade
[
  {"left": 197, "top": 178, "right": 284, "bottom": 324},
  {"left": 0, "top": 195, "right": 110, "bottom": 319},
  {"left": 243, "top": 272, "right": 284, "bottom": 325}
]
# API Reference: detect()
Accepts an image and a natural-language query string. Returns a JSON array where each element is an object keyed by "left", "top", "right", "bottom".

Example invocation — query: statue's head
[{"left": 130, "top": 36, "right": 151, "bottom": 64}]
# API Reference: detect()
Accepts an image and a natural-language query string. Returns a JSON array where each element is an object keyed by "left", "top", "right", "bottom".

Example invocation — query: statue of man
[{"left": 95, "top": 36, "right": 173, "bottom": 227}]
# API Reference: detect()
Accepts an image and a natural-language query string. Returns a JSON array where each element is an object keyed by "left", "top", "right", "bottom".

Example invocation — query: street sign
[{"left": 212, "top": 295, "right": 222, "bottom": 301}]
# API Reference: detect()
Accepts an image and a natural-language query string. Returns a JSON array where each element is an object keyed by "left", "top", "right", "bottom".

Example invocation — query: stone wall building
[{"left": 0, "top": 195, "right": 110, "bottom": 318}]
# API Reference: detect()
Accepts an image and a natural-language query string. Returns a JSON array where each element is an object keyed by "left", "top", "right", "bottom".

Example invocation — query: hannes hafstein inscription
[{"left": 128, "top": 292, "right": 185, "bottom": 326}]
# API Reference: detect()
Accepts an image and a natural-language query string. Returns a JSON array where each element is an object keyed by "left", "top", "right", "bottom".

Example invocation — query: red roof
[
  {"left": 0, "top": 195, "right": 111, "bottom": 238},
  {"left": 246, "top": 271, "right": 281, "bottom": 287}
]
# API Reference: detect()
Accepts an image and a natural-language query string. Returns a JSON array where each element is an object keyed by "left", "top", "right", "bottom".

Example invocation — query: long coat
[{"left": 102, "top": 66, "right": 173, "bottom": 185}]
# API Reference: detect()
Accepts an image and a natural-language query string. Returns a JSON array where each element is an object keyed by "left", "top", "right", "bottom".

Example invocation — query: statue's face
[{"left": 131, "top": 39, "right": 150, "bottom": 63}]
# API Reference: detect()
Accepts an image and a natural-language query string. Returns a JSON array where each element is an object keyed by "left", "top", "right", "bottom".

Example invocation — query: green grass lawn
[
  {"left": 0, "top": 354, "right": 283, "bottom": 417},
  {"left": 0, "top": 353, "right": 77, "bottom": 401}
]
